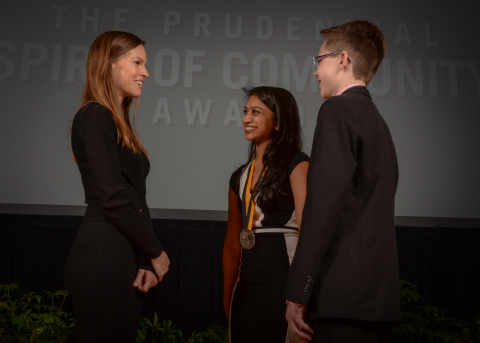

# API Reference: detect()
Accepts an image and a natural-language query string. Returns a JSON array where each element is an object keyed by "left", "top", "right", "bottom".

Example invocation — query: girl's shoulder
[
  {"left": 287, "top": 151, "right": 309, "bottom": 177},
  {"left": 229, "top": 162, "right": 250, "bottom": 195}
]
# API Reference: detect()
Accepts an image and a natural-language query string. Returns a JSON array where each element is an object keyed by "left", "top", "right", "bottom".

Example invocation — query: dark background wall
[{"left": 1, "top": 214, "right": 479, "bottom": 334}]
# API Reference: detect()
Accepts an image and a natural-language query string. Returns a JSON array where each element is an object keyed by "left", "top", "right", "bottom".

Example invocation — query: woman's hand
[
  {"left": 151, "top": 251, "right": 170, "bottom": 282},
  {"left": 133, "top": 269, "right": 158, "bottom": 292}
]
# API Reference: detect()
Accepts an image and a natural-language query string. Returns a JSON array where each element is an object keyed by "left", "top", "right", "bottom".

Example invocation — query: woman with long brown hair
[
  {"left": 222, "top": 86, "right": 309, "bottom": 342},
  {"left": 64, "top": 31, "right": 169, "bottom": 342}
]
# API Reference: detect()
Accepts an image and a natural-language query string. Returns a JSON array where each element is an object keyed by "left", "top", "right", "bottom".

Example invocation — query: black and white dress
[{"left": 229, "top": 151, "right": 309, "bottom": 343}]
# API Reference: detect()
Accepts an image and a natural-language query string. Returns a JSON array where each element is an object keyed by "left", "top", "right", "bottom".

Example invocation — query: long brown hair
[{"left": 76, "top": 31, "right": 147, "bottom": 155}]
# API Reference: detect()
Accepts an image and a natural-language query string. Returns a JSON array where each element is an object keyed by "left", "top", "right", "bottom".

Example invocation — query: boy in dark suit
[{"left": 284, "top": 21, "right": 401, "bottom": 342}]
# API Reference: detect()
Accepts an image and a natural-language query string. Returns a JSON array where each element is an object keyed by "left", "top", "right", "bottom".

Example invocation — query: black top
[
  {"left": 229, "top": 151, "right": 309, "bottom": 230},
  {"left": 71, "top": 102, "right": 163, "bottom": 260}
]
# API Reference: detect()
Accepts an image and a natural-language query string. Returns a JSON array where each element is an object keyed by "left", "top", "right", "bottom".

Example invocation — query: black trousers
[
  {"left": 64, "top": 220, "right": 141, "bottom": 342},
  {"left": 311, "top": 318, "right": 393, "bottom": 343}
]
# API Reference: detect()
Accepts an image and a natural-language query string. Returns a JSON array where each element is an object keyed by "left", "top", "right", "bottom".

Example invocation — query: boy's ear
[{"left": 339, "top": 51, "right": 350, "bottom": 68}]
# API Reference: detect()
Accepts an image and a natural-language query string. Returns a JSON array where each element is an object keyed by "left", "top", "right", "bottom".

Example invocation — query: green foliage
[
  {"left": 0, "top": 284, "right": 75, "bottom": 342},
  {"left": 0, "top": 284, "right": 228, "bottom": 343},
  {"left": 135, "top": 315, "right": 228, "bottom": 343},
  {"left": 197, "top": 324, "right": 228, "bottom": 343},
  {"left": 2, "top": 282, "right": 478, "bottom": 342},
  {"left": 392, "top": 280, "right": 480, "bottom": 343}
]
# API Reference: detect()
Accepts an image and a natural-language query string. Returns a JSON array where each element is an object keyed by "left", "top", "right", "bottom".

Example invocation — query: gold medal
[
  {"left": 240, "top": 159, "right": 266, "bottom": 250},
  {"left": 239, "top": 229, "right": 255, "bottom": 249}
]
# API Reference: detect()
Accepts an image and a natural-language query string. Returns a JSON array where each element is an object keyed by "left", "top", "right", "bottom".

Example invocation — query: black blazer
[
  {"left": 71, "top": 102, "right": 163, "bottom": 269},
  {"left": 284, "top": 86, "right": 401, "bottom": 322}
]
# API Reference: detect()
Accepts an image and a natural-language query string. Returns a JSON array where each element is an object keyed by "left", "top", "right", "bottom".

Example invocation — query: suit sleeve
[
  {"left": 139, "top": 254, "right": 156, "bottom": 275},
  {"left": 77, "top": 106, "right": 163, "bottom": 259},
  {"left": 283, "top": 97, "right": 359, "bottom": 305}
]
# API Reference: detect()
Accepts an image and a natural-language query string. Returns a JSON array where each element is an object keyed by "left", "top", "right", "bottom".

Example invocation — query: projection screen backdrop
[{"left": 0, "top": 0, "right": 479, "bottom": 218}]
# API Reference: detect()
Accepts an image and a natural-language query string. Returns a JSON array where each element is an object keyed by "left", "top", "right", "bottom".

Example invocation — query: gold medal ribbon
[{"left": 242, "top": 159, "right": 266, "bottom": 232}]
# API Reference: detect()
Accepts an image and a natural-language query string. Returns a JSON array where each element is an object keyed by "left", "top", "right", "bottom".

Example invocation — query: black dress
[
  {"left": 64, "top": 103, "right": 163, "bottom": 342},
  {"left": 228, "top": 152, "right": 309, "bottom": 343}
]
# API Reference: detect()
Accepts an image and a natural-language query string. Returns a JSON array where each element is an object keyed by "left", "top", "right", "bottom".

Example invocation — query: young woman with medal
[{"left": 222, "top": 86, "right": 309, "bottom": 342}]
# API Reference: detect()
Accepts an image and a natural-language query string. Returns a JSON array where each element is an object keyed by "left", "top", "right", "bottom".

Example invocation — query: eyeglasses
[{"left": 313, "top": 52, "right": 352, "bottom": 69}]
